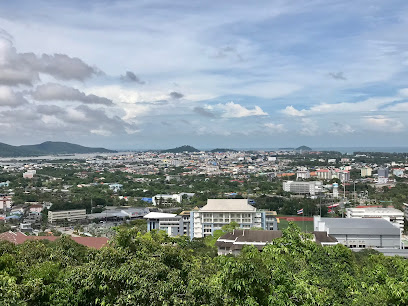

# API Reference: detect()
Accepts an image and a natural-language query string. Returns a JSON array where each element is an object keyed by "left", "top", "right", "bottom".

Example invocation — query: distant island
[
  {"left": 278, "top": 146, "right": 312, "bottom": 151},
  {"left": 0, "top": 141, "right": 116, "bottom": 157},
  {"left": 210, "top": 148, "right": 238, "bottom": 153},
  {"left": 296, "top": 146, "right": 312, "bottom": 151},
  {"left": 160, "top": 145, "right": 200, "bottom": 153}
]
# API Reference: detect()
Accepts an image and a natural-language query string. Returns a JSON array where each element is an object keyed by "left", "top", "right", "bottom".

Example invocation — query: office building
[
  {"left": 144, "top": 199, "right": 277, "bottom": 238},
  {"left": 48, "top": 209, "right": 87, "bottom": 223},
  {"left": 190, "top": 199, "right": 277, "bottom": 238},
  {"left": 283, "top": 181, "right": 322, "bottom": 195}
]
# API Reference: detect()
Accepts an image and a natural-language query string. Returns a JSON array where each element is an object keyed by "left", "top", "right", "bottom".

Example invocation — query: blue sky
[{"left": 1, "top": 0, "right": 408, "bottom": 149}]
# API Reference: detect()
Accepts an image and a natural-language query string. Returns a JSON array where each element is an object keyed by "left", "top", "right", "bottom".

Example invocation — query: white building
[
  {"left": 346, "top": 207, "right": 405, "bottom": 230},
  {"left": 296, "top": 169, "right": 310, "bottom": 180},
  {"left": 283, "top": 181, "right": 322, "bottom": 195},
  {"left": 190, "top": 199, "right": 277, "bottom": 238},
  {"left": 48, "top": 209, "right": 87, "bottom": 223},
  {"left": 0, "top": 195, "right": 12, "bottom": 210},
  {"left": 143, "top": 212, "right": 182, "bottom": 236}
]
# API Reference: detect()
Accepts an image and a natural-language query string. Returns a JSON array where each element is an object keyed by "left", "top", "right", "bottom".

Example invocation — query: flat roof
[
  {"left": 143, "top": 212, "right": 178, "bottom": 219},
  {"left": 200, "top": 199, "right": 256, "bottom": 212},
  {"left": 319, "top": 218, "right": 400, "bottom": 235}
]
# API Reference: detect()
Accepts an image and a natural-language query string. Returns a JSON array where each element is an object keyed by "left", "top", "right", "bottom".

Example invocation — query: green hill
[
  {"left": 296, "top": 145, "right": 312, "bottom": 151},
  {"left": 161, "top": 145, "right": 199, "bottom": 153},
  {"left": 0, "top": 141, "right": 116, "bottom": 157}
]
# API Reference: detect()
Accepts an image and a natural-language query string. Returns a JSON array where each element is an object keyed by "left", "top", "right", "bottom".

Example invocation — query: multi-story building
[
  {"left": 361, "top": 167, "right": 372, "bottom": 177},
  {"left": 0, "top": 195, "right": 12, "bottom": 211},
  {"left": 377, "top": 168, "right": 389, "bottom": 183},
  {"left": 48, "top": 209, "right": 87, "bottom": 223},
  {"left": 346, "top": 207, "right": 404, "bottom": 230},
  {"left": 144, "top": 199, "right": 277, "bottom": 238},
  {"left": 296, "top": 168, "right": 310, "bottom": 180},
  {"left": 144, "top": 212, "right": 183, "bottom": 236},
  {"left": 283, "top": 181, "right": 322, "bottom": 195},
  {"left": 316, "top": 169, "right": 332, "bottom": 180},
  {"left": 190, "top": 199, "right": 277, "bottom": 238}
]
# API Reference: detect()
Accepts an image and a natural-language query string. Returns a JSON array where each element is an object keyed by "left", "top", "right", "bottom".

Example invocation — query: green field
[{"left": 277, "top": 219, "right": 314, "bottom": 232}]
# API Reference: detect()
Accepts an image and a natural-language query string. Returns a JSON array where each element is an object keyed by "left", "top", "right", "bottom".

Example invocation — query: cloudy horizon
[{"left": 1, "top": 0, "right": 408, "bottom": 150}]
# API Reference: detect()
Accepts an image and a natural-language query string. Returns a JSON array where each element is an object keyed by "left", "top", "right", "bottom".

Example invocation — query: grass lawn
[{"left": 278, "top": 219, "right": 314, "bottom": 232}]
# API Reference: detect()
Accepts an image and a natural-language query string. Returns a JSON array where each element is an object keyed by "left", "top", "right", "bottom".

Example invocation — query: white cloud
[
  {"left": 281, "top": 105, "right": 305, "bottom": 117},
  {"left": 0, "top": 86, "right": 28, "bottom": 107},
  {"left": 217, "top": 101, "right": 268, "bottom": 118},
  {"left": 281, "top": 97, "right": 401, "bottom": 117},
  {"left": 362, "top": 115, "right": 404, "bottom": 132},
  {"left": 264, "top": 123, "right": 286, "bottom": 133},
  {"left": 90, "top": 129, "right": 112, "bottom": 136}
]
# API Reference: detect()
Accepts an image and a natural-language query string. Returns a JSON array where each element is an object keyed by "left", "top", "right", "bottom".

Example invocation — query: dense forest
[{"left": 0, "top": 224, "right": 407, "bottom": 305}]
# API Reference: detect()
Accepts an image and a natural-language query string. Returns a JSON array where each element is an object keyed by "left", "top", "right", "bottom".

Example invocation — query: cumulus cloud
[
  {"left": 120, "top": 71, "right": 145, "bottom": 84},
  {"left": 0, "top": 30, "right": 100, "bottom": 86},
  {"left": 281, "top": 97, "right": 400, "bottom": 117},
  {"left": 282, "top": 105, "right": 305, "bottom": 117},
  {"left": 328, "top": 72, "right": 347, "bottom": 80},
  {"left": 169, "top": 91, "right": 184, "bottom": 99},
  {"left": 217, "top": 101, "right": 268, "bottom": 118},
  {"left": 0, "top": 86, "right": 28, "bottom": 107},
  {"left": 193, "top": 106, "right": 216, "bottom": 118},
  {"left": 32, "top": 83, "right": 113, "bottom": 105},
  {"left": 264, "top": 123, "right": 286, "bottom": 133},
  {"left": 362, "top": 115, "right": 404, "bottom": 132}
]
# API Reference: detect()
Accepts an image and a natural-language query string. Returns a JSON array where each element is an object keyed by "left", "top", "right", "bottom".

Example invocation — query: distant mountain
[
  {"left": 210, "top": 148, "right": 238, "bottom": 153},
  {"left": 0, "top": 141, "right": 116, "bottom": 157},
  {"left": 278, "top": 147, "right": 295, "bottom": 151},
  {"left": 296, "top": 145, "right": 312, "bottom": 151},
  {"left": 161, "top": 145, "right": 199, "bottom": 153}
]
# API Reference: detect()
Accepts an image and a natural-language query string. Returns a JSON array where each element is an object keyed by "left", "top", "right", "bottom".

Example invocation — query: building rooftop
[
  {"left": 318, "top": 217, "right": 400, "bottom": 235},
  {"left": 200, "top": 199, "right": 256, "bottom": 212},
  {"left": 143, "top": 212, "right": 178, "bottom": 219}
]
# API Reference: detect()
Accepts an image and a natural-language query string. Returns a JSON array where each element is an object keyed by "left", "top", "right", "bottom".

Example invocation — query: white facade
[
  {"left": 283, "top": 181, "right": 322, "bottom": 195},
  {"left": 346, "top": 207, "right": 404, "bottom": 230},
  {"left": 296, "top": 170, "right": 310, "bottom": 180},
  {"left": 0, "top": 195, "right": 12, "bottom": 210},
  {"left": 190, "top": 199, "right": 276, "bottom": 238},
  {"left": 48, "top": 209, "right": 87, "bottom": 223}
]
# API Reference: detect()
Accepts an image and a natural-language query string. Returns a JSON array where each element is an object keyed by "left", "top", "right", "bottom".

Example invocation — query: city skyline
[{"left": 1, "top": 0, "right": 408, "bottom": 149}]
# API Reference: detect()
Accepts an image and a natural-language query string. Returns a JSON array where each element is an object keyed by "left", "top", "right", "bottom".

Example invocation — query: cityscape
[{"left": 1, "top": 0, "right": 408, "bottom": 304}]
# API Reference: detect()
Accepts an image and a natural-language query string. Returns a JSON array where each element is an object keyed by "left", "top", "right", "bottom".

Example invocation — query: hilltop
[
  {"left": 296, "top": 145, "right": 312, "bottom": 151},
  {"left": 160, "top": 145, "right": 200, "bottom": 153},
  {"left": 0, "top": 141, "right": 116, "bottom": 157}
]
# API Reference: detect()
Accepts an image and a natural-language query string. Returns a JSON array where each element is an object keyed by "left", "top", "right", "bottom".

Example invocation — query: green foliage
[{"left": 0, "top": 224, "right": 407, "bottom": 304}]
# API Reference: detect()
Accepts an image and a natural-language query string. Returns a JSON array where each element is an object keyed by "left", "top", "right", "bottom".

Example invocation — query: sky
[{"left": 1, "top": 0, "right": 408, "bottom": 150}]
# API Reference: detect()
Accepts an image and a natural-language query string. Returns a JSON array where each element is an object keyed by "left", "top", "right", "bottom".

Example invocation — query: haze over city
[{"left": 1, "top": 0, "right": 408, "bottom": 149}]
